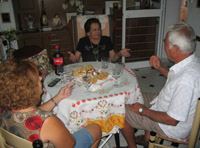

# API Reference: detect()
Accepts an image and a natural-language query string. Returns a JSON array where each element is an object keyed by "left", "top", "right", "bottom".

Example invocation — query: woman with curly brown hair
[{"left": 0, "top": 60, "right": 102, "bottom": 148}]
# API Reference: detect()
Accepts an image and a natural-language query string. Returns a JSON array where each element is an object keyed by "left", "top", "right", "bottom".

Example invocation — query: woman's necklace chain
[{"left": 90, "top": 41, "right": 99, "bottom": 62}]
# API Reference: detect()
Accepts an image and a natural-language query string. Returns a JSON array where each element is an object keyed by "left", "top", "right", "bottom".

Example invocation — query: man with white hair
[{"left": 120, "top": 23, "right": 200, "bottom": 148}]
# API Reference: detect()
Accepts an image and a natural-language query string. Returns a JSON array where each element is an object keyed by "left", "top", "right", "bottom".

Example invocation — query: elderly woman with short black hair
[{"left": 68, "top": 18, "right": 130, "bottom": 62}]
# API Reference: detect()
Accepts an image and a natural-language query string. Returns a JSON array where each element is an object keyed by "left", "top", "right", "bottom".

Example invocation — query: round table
[{"left": 42, "top": 62, "right": 144, "bottom": 136}]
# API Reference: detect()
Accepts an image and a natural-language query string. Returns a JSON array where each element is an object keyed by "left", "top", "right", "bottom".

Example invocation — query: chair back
[
  {"left": 188, "top": 97, "right": 200, "bottom": 147},
  {"left": 13, "top": 46, "right": 53, "bottom": 79},
  {"left": 0, "top": 127, "right": 33, "bottom": 148},
  {"left": 13, "top": 45, "right": 43, "bottom": 60},
  {"left": 68, "top": 15, "right": 114, "bottom": 51}
]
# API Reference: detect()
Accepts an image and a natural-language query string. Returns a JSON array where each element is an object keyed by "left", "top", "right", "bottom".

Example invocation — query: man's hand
[
  {"left": 125, "top": 102, "right": 145, "bottom": 114},
  {"left": 120, "top": 48, "right": 131, "bottom": 57},
  {"left": 149, "top": 55, "right": 162, "bottom": 70}
]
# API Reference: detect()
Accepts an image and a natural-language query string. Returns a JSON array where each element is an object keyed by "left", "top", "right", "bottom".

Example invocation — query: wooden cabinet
[
  {"left": 113, "top": 9, "right": 157, "bottom": 62},
  {"left": 13, "top": 0, "right": 106, "bottom": 31},
  {"left": 84, "top": 0, "right": 105, "bottom": 14},
  {"left": 12, "top": 0, "right": 41, "bottom": 30},
  {"left": 18, "top": 29, "right": 73, "bottom": 65}
]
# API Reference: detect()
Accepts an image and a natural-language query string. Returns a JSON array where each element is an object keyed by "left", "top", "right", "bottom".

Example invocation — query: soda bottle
[{"left": 53, "top": 45, "right": 64, "bottom": 75}]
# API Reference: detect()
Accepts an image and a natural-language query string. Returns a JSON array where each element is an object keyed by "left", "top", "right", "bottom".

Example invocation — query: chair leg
[
  {"left": 114, "top": 133, "right": 120, "bottom": 148},
  {"left": 171, "top": 142, "right": 179, "bottom": 147},
  {"left": 148, "top": 131, "right": 156, "bottom": 148}
]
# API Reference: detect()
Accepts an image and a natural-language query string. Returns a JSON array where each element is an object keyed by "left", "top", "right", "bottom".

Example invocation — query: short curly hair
[
  {"left": 84, "top": 18, "right": 101, "bottom": 33},
  {"left": 0, "top": 60, "right": 41, "bottom": 110}
]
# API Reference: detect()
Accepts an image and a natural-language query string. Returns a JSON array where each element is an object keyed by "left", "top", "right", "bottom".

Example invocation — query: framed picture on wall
[
  {"left": 197, "top": 0, "right": 200, "bottom": 8},
  {"left": 1, "top": 13, "right": 11, "bottom": 23}
]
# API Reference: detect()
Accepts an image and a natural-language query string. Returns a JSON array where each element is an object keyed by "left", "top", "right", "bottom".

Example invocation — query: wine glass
[
  {"left": 82, "top": 76, "right": 92, "bottom": 94},
  {"left": 117, "top": 62, "right": 125, "bottom": 75},
  {"left": 112, "top": 63, "right": 124, "bottom": 87}
]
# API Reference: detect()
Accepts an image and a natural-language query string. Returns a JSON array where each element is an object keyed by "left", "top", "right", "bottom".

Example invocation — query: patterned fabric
[
  {"left": 0, "top": 108, "right": 54, "bottom": 148},
  {"left": 25, "top": 49, "right": 53, "bottom": 79}
]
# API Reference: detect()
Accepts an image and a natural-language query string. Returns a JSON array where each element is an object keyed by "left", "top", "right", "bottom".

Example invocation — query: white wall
[
  {"left": 161, "top": 0, "right": 181, "bottom": 60},
  {"left": 187, "top": 0, "right": 200, "bottom": 56},
  {"left": 0, "top": 0, "right": 18, "bottom": 49},
  {"left": 161, "top": 0, "right": 200, "bottom": 59}
]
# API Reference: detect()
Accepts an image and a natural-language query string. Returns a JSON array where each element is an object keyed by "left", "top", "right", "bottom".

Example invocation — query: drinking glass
[
  {"left": 59, "top": 71, "right": 67, "bottom": 84},
  {"left": 101, "top": 57, "right": 109, "bottom": 69},
  {"left": 112, "top": 63, "right": 124, "bottom": 87},
  {"left": 64, "top": 66, "right": 74, "bottom": 82}
]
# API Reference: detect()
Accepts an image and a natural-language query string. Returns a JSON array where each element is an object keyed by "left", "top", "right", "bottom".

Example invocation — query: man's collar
[{"left": 169, "top": 53, "right": 195, "bottom": 74}]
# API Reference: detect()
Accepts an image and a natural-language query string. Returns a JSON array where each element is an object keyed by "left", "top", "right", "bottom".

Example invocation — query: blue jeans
[{"left": 73, "top": 128, "right": 94, "bottom": 148}]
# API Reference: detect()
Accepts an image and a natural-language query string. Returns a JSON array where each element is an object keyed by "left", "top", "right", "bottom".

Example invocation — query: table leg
[{"left": 114, "top": 133, "right": 120, "bottom": 148}]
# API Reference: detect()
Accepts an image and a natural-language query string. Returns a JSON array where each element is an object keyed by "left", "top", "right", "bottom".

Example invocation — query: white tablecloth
[{"left": 42, "top": 62, "right": 143, "bottom": 136}]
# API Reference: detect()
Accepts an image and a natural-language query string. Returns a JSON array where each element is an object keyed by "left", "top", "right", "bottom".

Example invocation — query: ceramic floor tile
[{"left": 100, "top": 130, "right": 144, "bottom": 148}]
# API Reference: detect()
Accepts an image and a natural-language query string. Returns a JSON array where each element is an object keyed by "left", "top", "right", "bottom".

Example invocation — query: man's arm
[
  {"left": 150, "top": 55, "right": 169, "bottom": 78},
  {"left": 126, "top": 103, "right": 179, "bottom": 126},
  {"left": 142, "top": 108, "right": 178, "bottom": 126}
]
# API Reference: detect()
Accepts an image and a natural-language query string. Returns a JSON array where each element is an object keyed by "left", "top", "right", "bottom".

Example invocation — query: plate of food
[
  {"left": 73, "top": 65, "right": 109, "bottom": 83},
  {"left": 73, "top": 65, "right": 115, "bottom": 91}
]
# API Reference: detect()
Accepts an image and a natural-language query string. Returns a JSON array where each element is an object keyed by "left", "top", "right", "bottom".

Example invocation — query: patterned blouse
[{"left": 0, "top": 107, "right": 54, "bottom": 147}]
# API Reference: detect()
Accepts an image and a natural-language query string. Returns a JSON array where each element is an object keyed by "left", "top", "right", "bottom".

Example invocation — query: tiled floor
[{"left": 100, "top": 62, "right": 200, "bottom": 148}]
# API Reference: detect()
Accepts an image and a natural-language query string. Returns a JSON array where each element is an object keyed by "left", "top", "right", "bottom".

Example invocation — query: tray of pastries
[{"left": 73, "top": 65, "right": 109, "bottom": 84}]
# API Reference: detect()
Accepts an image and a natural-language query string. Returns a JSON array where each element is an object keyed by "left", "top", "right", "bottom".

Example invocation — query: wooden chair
[
  {"left": 13, "top": 45, "right": 43, "bottom": 60},
  {"left": 148, "top": 98, "right": 200, "bottom": 148},
  {"left": 0, "top": 127, "right": 33, "bottom": 148}
]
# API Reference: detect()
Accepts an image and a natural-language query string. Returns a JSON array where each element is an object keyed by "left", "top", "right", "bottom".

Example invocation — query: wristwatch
[{"left": 139, "top": 107, "right": 144, "bottom": 113}]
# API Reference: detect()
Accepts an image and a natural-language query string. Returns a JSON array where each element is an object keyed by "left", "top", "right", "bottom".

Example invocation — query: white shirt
[{"left": 150, "top": 53, "right": 200, "bottom": 141}]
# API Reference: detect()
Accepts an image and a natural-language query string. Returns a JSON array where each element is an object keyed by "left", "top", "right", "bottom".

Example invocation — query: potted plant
[
  {"left": 1, "top": 28, "right": 18, "bottom": 50},
  {"left": 0, "top": 28, "right": 19, "bottom": 59},
  {"left": 62, "top": 0, "right": 84, "bottom": 14}
]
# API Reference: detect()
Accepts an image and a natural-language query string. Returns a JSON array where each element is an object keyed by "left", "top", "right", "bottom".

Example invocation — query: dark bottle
[
  {"left": 32, "top": 139, "right": 43, "bottom": 148},
  {"left": 40, "top": 0, "right": 48, "bottom": 27},
  {"left": 53, "top": 45, "right": 64, "bottom": 75}
]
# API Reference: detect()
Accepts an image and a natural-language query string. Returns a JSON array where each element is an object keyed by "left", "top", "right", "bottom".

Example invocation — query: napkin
[{"left": 88, "top": 75, "right": 116, "bottom": 92}]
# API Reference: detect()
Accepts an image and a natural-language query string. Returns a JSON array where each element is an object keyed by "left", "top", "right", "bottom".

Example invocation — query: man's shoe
[{"left": 135, "top": 135, "right": 148, "bottom": 147}]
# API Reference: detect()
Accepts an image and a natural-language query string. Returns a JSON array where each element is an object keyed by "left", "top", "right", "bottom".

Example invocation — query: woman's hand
[
  {"left": 53, "top": 82, "right": 75, "bottom": 103},
  {"left": 149, "top": 55, "right": 162, "bottom": 70},
  {"left": 68, "top": 51, "right": 77, "bottom": 63},
  {"left": 125, "top": 102, "right": 145, "bottom": 114},
  {"left": 120, "top": 48, "right": 131, "bottom": 57}
]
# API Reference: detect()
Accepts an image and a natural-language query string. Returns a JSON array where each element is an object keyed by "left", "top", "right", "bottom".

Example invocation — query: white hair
[{"left": 167, "top": 23, "right": 196, "bottom": 53}]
